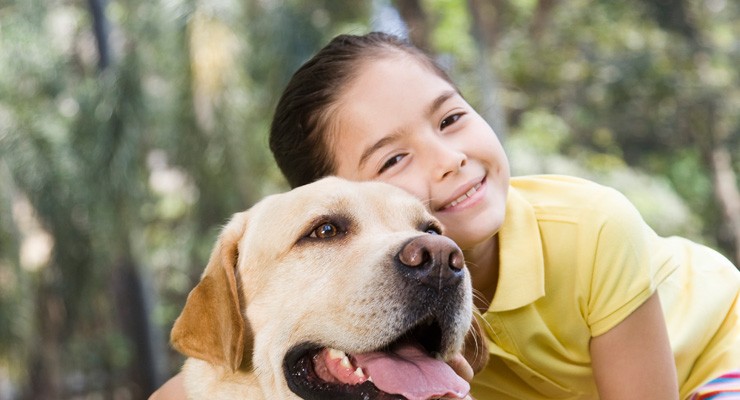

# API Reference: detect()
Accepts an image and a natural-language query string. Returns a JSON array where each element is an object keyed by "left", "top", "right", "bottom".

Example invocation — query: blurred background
[{"left": 0, "top": 0, "right": 738, "bottom": 398}]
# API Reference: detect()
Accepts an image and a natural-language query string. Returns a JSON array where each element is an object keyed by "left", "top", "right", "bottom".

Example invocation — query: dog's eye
[
  {"left": 301, "top": 215, "right": 352, "bottom": 243},
  {"left": 310, "top": 222, "right": 339, "bottom": 239},
  {"left": 424, "top": 223, "right": 442, "bottom": 235}
]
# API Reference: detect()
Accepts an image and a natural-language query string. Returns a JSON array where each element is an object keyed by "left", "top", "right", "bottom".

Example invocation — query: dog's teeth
[
  {"left": 328, "top": 348, "right": 354, "bottom": 369},
  {"left": 328, "top": 348, "right": 346, "bottom": 360},
  {"left": 353, "top": 367, "right": 365, "bottom": 378}
]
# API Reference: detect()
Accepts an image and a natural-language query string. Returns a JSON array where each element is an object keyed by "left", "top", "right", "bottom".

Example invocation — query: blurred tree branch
[
  {"left": 88, "top": 0, "right": 110, "bottom": 70},
  {"left": 394, "top": 0, "right": 430, "bottom": 50}
]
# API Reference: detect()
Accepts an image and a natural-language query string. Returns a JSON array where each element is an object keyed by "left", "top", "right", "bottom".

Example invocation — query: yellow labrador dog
[{"left": 171, "top": 177, "right": 488, "bottom": 399}]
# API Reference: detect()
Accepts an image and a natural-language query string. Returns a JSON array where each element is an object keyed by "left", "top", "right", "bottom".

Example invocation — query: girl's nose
[{"left": 430, "top": 139, "right": 467, "bottom": 180}]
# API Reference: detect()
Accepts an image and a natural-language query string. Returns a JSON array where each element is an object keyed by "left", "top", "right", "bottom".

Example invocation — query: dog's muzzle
[{"left": 283, "top": 233, "right": 472, "bottom": 400}]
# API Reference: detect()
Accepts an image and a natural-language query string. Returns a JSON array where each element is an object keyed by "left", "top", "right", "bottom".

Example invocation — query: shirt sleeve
[{"left": 584, "top": 187, "right": 676, "bottom": 337}]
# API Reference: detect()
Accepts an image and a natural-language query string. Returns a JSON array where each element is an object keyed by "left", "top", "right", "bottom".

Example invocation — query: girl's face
[{"left": 330, "top": 54, "right": 510, "bottom": 250}]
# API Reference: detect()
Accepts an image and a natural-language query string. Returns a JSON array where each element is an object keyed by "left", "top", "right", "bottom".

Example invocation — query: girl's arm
[
  {"left": 590, "top": 292, "right": 679, "bottom": 400},
  {"left": 148, "top": 373, "right": 186, "bottom": 400}
]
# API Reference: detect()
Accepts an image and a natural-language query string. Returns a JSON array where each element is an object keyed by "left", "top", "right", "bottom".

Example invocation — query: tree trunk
[
  {"left": 685, "top": 96, "right": 739, "bottom": 266},
  {"left": 466, "top": 0, "right": 508, "bottom": 140},
  {"left": 467, "top": 0, "right": 507, "bottom": 49},
  {"left": 26, "top": 282, "right": 64, "bottom": 400},
  {"left": 111, "top": 257, "right": 158, "bottom": 398},
  {"left": 529, "top": 0, "right": 558, "bottom": 42},
  {"left": 88, "top": 0, "right": 111, "bottom": 70},
  {"left": 393, "top": 0, "right": 430, "bottom": 50},
  {"left": 710, "top": 147, "right": 740, "bottom": 265}
]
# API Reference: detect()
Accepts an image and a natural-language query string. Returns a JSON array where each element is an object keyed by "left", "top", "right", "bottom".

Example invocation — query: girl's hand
[
  {"left": 590, "top": 292, "right": 679, "bottom": 399},
  {"left": 148, "top": 373, "right": 185, "bottom": 400},
  {"left": 447, "top": 351, "right": 474, "bottom": 382},
  {"left": 446, "top": 352, "right": 475, "bottom": 400}
]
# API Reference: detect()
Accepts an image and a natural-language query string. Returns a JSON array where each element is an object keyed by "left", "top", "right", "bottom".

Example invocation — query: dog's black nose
[{"left": 397, "top": 234, "right": 465, "bottom": 289}]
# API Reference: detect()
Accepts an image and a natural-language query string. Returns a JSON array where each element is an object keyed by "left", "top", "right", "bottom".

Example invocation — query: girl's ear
[
  {"left": 170, "top": 211, "right": 253, "bottom": 372},
  {"left": 462, "top": 311, "right": 490, "bottom": 374}
]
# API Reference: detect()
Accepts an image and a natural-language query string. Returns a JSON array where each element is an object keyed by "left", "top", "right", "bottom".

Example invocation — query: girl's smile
[{"left": 436, "top": 177, "right": 486, "bottom": 212}]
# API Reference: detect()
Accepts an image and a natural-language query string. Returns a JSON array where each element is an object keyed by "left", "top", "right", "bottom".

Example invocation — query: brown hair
[{"left": 269, "top": 31, "right": 458, "bottom": 188}]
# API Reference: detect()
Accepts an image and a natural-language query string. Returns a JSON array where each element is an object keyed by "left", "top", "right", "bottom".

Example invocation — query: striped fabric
[{"left": 691, "top": 370, "right": 740, "bottom": 400}]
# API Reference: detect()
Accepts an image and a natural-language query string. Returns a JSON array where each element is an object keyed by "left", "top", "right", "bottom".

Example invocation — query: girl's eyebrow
[
  {"left": 427, "top": 90, "right": 458, "bottom": 117},
  {"left": 357, "top": 90, "right": 458, "bottom": 169},
  {"left": 358, "top": 130, "right": 403, "bottom": 169}
]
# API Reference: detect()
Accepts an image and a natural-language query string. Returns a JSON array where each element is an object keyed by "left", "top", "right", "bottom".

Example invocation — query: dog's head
[{"left": 171, "top": 177, "right": 488, "bottom": 399}]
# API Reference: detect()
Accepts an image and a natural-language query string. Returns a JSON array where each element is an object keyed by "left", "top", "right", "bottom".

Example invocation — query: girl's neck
[{"left": 463, "top": 234, "right": 500, "bottom": 313}]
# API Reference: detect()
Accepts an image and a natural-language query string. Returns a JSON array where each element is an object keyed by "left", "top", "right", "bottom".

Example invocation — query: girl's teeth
[{"left": 446, "top": 183, "right": 481, "bottom": 209}]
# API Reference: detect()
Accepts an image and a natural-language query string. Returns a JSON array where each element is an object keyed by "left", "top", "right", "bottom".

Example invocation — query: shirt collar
[{"left": 487, "top": 185, "right": 546, "bottom": 312}]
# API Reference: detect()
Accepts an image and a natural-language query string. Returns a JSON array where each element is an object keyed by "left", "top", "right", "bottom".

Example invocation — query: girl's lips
[{"left": 438, "top": 178, "right": 486, "bottom": 211}]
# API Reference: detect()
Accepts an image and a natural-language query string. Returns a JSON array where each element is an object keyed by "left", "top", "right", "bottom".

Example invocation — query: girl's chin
[
  {"left": 438, "top": 210, "right": 504, "bottom": 248},
  {"left": 437, "top": 220, "right": 499, "bottom": 250}
]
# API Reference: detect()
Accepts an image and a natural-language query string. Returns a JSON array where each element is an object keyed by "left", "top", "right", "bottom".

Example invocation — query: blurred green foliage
[{"left": 0, "top": 0, "right": 737, "bottom": 398}]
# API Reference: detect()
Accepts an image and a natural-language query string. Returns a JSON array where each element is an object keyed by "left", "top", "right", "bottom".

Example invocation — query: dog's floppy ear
[
  {"left": 170, "top": 211, "right": 252, "bottom": 372},
  {"left": 462, "top": 311, "right": 490, "bottom": 374}
]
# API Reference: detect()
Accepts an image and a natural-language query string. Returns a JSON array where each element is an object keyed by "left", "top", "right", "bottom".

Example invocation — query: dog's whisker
[
  {"left": 471, "top": 289, "right": 491, "bottom": 310},
  {"left": 462, "top": 309, "right": 492, "bottom": 366},
  {"left": 471, "top": 299, "right": 498, "bottom": 346},
  {"left": 471, "top": 289, "right": 486, "bottom": 302}
]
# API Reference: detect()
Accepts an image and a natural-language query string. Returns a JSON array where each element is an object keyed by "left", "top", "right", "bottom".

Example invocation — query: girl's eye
[
  {"left": 310, "top": 223, "right": 338, "bottom": 239},
  {"left": 378, "top": 154, "right": 405, "bottom": 174},
  {"left": 440, "top": 113, "right": 463, "bottom": 130}
]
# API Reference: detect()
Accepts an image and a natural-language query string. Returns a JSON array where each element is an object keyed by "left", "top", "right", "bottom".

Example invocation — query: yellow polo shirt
[{"left": 470, "top": 175, "right": 740, "bottom": 400}]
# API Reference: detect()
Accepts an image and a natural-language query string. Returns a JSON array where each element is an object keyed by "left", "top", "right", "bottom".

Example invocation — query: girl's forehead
[{"left": 336, "top": 55, "right": 454, "bottom": 115}]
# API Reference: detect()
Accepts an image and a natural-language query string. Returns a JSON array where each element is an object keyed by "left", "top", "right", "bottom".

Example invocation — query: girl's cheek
[{"left": 383, "top": 178, "right": 426, "bottom": 204}]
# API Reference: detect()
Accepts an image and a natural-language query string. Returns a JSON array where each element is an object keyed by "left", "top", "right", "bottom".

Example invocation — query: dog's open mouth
[{"left": 283, "top": 318, "right": 469, "bottom": 400}]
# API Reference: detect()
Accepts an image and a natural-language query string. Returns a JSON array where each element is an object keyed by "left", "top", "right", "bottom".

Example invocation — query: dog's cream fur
[{"left": 171, "top": 177, "right": 488, "bottom": 399}]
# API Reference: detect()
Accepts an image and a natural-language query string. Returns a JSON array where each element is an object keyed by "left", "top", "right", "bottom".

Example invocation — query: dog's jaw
[
  {"left": 182, "top": 358, "right": 265, "bottom": 399},
  {"left": 251, "top": 323, "right": 305, "bottom": 399},
  {"left": 273, "top": 271, "right": 473, "bottom": 399}
]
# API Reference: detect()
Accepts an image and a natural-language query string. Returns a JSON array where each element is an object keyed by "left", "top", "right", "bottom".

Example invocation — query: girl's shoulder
[
  {"left": 509, "top": 174, "right": 631, "bottom": 215},
  {"left": 511, "top": 173, "right": 608, "bottom": 192},
  {"left": 507, "top": 174, "right": 654, "bottom": 247}
]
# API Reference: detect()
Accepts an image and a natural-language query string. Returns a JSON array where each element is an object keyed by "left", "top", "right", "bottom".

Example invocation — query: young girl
[{"left": 152, "top": 32, "right": 740, "bottom": 399}]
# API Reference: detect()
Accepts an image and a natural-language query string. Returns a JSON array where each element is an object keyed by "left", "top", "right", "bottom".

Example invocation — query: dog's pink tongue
[{"left": 354, "top": 343, "right": 470, "bottom": 400}]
